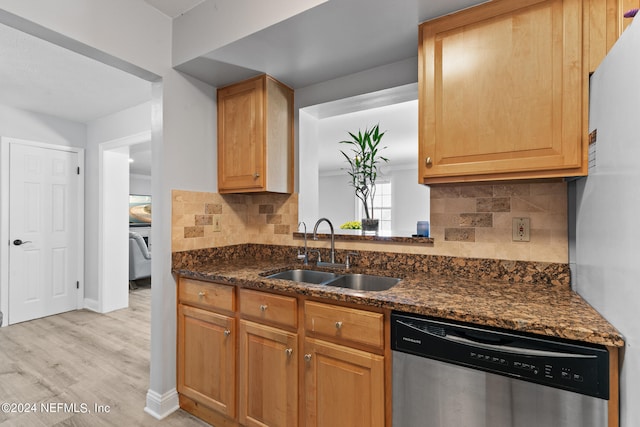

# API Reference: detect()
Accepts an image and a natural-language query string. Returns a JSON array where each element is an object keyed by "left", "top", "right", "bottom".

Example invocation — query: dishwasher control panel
[{"left": 391, "top": 312, "right": 609, "bottom": 399}]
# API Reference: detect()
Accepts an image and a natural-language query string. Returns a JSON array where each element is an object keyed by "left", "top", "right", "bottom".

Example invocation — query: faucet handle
[
  {"left": 345, "top": 252, "right": 359, "bottom": 269},
  {"left": 309, "top": 250, "right": 321, "bottom": 263}
]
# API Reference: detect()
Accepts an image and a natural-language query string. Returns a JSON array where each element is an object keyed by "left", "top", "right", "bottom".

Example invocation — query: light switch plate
[
  {"left": 512, "top": 217, "right": 530, "bottom": 242},
  {"left": 213, "top": 215, "right": 221, "bottom": 232}
]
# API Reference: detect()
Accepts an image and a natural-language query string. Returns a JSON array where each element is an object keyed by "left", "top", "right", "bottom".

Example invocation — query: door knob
[{"left": 13, "top": 239, "right": 32, "bottom": 246}]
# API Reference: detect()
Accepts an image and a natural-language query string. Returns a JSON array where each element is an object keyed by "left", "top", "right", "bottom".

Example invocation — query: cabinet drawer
[
  {"left": 179, "top": 278, "right": 234, "bottom": 313},
  {"left": 304, "top": 301, "right": 384, "bottom": 349},
  {"left": 239, "top": 289, "right": 297, "bottom": 328}
]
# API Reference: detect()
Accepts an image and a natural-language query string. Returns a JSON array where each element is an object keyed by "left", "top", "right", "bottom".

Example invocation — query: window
[{"left": 356, "top": 181, "right": 392, "bottom": 232}]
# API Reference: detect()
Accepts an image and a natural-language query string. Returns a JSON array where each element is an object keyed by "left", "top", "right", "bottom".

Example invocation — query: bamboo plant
[{"left": 339, "top": 124, "right": 389, "bottom": 220}]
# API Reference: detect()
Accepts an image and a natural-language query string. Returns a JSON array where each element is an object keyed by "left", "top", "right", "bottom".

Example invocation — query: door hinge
[
  {"left": 76, "top": 281, "right": 79, "bottom": 289},
  {"left": 77, "top": 166, "right": 80, "bottom": 175}
]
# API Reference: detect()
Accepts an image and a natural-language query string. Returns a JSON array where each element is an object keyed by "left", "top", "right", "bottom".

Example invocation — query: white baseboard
[
  {"left": 144, "top": 388, "right": 179, "bottom": 420},
  {"left": 83, "top": 298, "right": 101, "bottom": 312}
]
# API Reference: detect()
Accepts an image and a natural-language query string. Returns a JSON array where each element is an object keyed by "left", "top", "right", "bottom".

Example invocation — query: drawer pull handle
[
  {"left": 335, "top": 321, "right": 343, "bottom": 330},
  {"left": 304, "top": 354, "right": 312, "bottom": 362},
  {"left": 198, "top": 291, "right": 206, "bottom": 297},
  {"left": 260, "top": 304, "right": 268, "bottom": 312},
  {"left": 285, "top": 348, "right": 293, "bottom": 357},
  {"left": 224, "top": 329, "right": 231, "bottom": 337}
]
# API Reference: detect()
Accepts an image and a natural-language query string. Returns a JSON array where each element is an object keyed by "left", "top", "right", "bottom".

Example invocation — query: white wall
[
  {"left": 130, "top": 173, "right": 152, "bottom": 195},
  {"left": 391, "top": 167, "right": 429, "bottom": 235},
  {"left": 298, "top": 109, "right": 320, "bottom": 226},
  {"left": 0, "top": 104, "right": 85, "bottom": 147},
  {"left": 318, "top": 166, "right": 429, "bottom": 235},
  {"left": 101, "top": 147, "right": 130, "bottom": 312},
  {"left": 296, "top": 57, "right": 418, "bottom": 110},
  {"left": 318, "top": 173, "right": 355, "bottom": 228},
  {"left": 85, "top": 102, "right": 152, "bottom": 304}
]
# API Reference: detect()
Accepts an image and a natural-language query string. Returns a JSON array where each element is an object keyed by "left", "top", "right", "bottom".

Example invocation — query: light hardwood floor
[{"left": 0, "top": 285, "right": 210, "bottom": 426}]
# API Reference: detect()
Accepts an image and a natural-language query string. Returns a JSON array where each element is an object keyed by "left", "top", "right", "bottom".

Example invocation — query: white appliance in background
[{"left": 571, "top": 15, "right": 640, "bottom": 427}]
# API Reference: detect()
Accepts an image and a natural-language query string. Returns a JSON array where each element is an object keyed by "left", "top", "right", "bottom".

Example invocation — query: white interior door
[{"left": 9, "top": 143, "right": 79, "bottom": 324}]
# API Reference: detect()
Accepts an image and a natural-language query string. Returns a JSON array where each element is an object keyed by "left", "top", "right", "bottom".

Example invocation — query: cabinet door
[
  {"left": 585, "top": 0, "right": 640, "bottom": 73},
  {"left": 177, "top": 304, "right": 236, "bottom": 418},
  {"left": 419, "top": 0, "right": 585, "bottom": 183},
  {"left": 239, "top": 320, "right": 298, "bottom": 427},
  {"left": 218, "top": 76, "right": 265, "bottom": 192},
  {"left": 304, "top": 338, "right": 385, "bottom": 427}
]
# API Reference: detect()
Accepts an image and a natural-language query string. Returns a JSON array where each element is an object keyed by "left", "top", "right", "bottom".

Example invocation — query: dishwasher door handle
[{"left": 396, "top": 320, "right": 596, "bottom": 359}]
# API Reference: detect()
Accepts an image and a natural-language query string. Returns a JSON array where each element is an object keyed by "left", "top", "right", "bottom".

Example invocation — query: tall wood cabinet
[{"left": 217, "top": 74, "right": 294, "bottom": 194}]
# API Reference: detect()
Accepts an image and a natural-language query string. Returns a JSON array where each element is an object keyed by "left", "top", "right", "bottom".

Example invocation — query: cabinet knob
[
  {"left": 335, "top": 321, "right": 343, "bottom": 330},
  {"left": 254, "top": 173, "right": 261, "bottom": 179},
  {"left": 198, "top": 291, "right": 206, "bottom": 297},
  {"left": 425, "top": 156, "right": 432, "bottom": 166},
  {"left": 259, "top": 304, "right": 268, "bottom": 312},
  {"left": 224, "top": 329, "right": 231, "bottom": 337},
  {"left": 285, "top": 348, "right": 293, "bottom": 357},
  {"left": 304, "top": 354, "right": 312, "bottom": 362}
]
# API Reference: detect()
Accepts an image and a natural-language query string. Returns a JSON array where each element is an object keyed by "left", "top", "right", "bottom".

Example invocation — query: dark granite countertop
[{"left": 174, "top": 258, "right": 624, "bottom": 348}]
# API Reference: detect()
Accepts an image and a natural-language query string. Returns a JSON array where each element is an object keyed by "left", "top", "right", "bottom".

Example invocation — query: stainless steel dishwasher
[{"left": 391, "top": 312, "right": 610, "bottom": 427}]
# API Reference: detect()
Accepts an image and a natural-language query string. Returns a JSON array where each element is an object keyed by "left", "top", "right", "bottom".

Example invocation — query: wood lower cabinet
[
  {"left": 177, "top": 304, "right": 236, "bottom": 418},
  {"left": 239, "top": 320, "right": 298, "bottom": 427},
  {"left": 419, "top": 0, "right": 587, "bottom": 183},
  {"left": 303, "top": 337, "right": 385, "bottom": 427},
  {"left": 177, "top": 278, "right": 389, "bottom": 427}
]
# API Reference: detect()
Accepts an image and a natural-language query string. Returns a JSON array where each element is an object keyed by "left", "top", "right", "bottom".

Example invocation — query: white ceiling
[
  {"left": 143, "top": 0, "right": 205, "bottom": 18},
  {"left": 0, "top": 23, "right": 152, "bottom": 123}
]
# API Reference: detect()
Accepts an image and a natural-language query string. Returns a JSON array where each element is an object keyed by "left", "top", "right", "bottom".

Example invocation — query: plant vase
[{"left": 361, "top": 218, "right": 379, "bottom": 233}]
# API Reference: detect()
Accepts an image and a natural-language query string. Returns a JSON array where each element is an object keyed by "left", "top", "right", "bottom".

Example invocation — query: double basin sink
[{"left": 266, "top": 268, "right": 401, "bottom": 292}]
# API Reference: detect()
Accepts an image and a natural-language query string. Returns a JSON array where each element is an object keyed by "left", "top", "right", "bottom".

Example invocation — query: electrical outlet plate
[
  {"left": 213, "top": 215, "right": 221, "bottom": 232},
  {"left": 512, "top": 217, "right": 530, "bottom": 242}
]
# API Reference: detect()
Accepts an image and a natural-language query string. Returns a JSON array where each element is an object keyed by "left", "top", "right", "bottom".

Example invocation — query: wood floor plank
[{"left": 0, "top": 286, "right": 209, "bottom": 426}]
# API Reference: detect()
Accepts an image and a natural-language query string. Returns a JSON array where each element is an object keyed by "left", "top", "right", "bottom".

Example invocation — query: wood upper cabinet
[
  {"left": 419, "top": 0, "right": 587, "bottom": 184},
  {"left": 304, "top": 337, "right": 385, "bottom": 427},
  {"left": 585, "top": 0, "right": 640, "bottom": 73},
  {"left": 177, "top": 304, "right": 236, "bottom": 419},
  {"left": 217, "top": 74, "right": 294, "bottom": 194},
  {"left": 239, "top": 320, "right": 298, "bottom": 427}
]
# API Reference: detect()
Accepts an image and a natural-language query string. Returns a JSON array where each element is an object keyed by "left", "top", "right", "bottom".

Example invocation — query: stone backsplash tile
[
  {"left": 445, "top": 227, "right": 476, "bottom": 242},
  {"left": 459, "top": 213, "right": 492, "bottom": 227},
  {"left": 173, "top": 182, "right": 567, "bottom": 264}
]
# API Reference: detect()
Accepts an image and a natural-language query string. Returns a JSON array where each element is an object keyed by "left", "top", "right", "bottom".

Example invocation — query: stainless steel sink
[
  {"left": 266, "top": 269, "right": 339, "bottom": 285},
  {"left": 324, "top": 273, "right": 401, "bottom": 291},
  {"left": 267, "top": 269, "right": 400, "bottom": 291}
]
